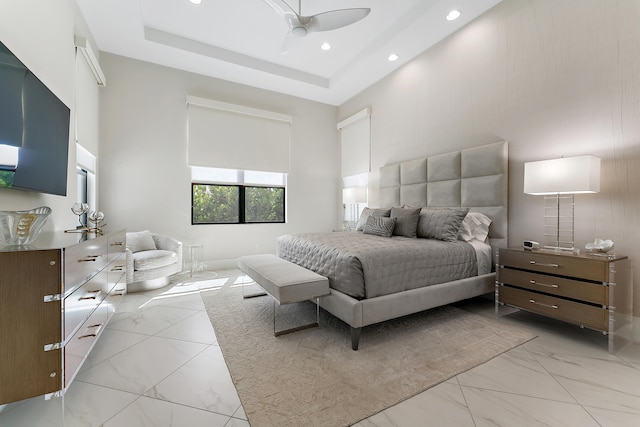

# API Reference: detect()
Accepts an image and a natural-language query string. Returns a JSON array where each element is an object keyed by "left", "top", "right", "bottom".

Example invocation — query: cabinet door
[{"left": 0, "top": 250, "right": 63, "bottom": 404}]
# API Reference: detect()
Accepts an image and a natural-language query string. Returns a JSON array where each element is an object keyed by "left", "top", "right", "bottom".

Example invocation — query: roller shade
[
  {"left": 338, "top": 108, "right": 370, "bottom": 177},
  {"left": 75, "top": 47, "right": 99, "bottom": 154},
  {"left": 187, "top": 96, "right": 292, "bottom": 173}
]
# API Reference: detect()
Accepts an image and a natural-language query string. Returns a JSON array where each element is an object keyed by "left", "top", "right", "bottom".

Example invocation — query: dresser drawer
[
  {"left": 499, "top": 286, "right": 607, "bottom": 331},
  {"left": 498, "top": 267, "right": 607, "bottom": 305},
  {"left": 107, "top": 254, "right": 126, "bottom": 292},
  {"left": 64, "top": 269, "right": 109, "bottom": 340},
  {"left": 64, "top": 238, "right": 109, "bottom": 294},
  {"left": 64, "top": 304, "right": 107, "bottom": 388},
  {"left": 105, "top": 277, "right": 127, "bottom": 324},
  {"left": 107, "top": 231, "right": 126, "bottom": 262},
  {"left": 499, "top": 250, "right": 609, "bottom": 282}
]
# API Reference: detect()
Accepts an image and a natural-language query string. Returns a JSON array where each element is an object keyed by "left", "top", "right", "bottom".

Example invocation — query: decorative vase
[{"left": 0, "top": 206, "right": 52, "bottom": 246}]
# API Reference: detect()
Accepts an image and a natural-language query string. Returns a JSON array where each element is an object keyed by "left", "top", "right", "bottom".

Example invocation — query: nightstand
[{"left": 495, "top": 247, "right": 632, "bottom": 353}]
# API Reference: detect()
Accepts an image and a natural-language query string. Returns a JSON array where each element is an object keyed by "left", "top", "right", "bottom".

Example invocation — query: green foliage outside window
[
  {"left": 245, "top": 186, "right": 285, "bottom": 223},
  {"left": 0, "top": 170, "right": 15, "bottom": 188},
  {"left": 192, "top": 184, "right": 239, "bottom": 224},
  {"left": 192, "top": 184, "right": 285, "bottom": 224}
]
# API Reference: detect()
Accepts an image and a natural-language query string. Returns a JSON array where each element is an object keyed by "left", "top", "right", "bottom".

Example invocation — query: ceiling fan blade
[
  {"left": 281, "top": 31, "right": 304, "bottom": 55},
  {"left": 306, "top": 8, "right": 371, "bottom": 32},
  {"left": 262, "top": 0, "right": 301, "bottom": 30}
]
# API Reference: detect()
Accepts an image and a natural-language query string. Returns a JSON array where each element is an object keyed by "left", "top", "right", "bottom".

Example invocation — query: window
[
  {"left": 342, "top": 172, "right": 369, "bottom": 226},
  {"left": 76, "top": 143, "right": 96, "bottom": 213},
  {"left": 191, "top": 167, "right": 286, "bottom": 225},
  {"left": 76, "top": 167, "right": 88, "bottom": 224},
  {"left": 244, "top": 186, "right": 285, "bottom": 223}
]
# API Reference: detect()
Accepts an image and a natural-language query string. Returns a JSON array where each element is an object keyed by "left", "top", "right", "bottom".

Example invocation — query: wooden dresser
[
  {"left": 0, "top": 229, "right": 126, "bottom": 405},
  {"left": 496, "top": 247, "right": 632, "bottom": 353}
]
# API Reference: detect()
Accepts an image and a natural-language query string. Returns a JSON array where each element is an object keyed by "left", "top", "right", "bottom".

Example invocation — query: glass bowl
[
  {"left": 585, "top": 239, "right": 614, "bottom": 253},
  {"left": 0, "top": 206, "right": 52, "bottom": 246}
]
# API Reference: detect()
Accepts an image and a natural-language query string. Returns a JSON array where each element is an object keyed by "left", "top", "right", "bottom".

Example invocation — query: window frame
[{"left": 191, "top": 182, "right": 286, "bottom": 225}]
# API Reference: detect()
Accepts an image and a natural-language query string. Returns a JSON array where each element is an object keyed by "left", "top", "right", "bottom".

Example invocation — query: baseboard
[{"left": 201, "top": 258, "right": 238, "bottom": 271}]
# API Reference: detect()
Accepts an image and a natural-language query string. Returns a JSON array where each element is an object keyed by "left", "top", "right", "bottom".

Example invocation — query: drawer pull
[
  {"left": 529, "top": 260, "right": 559, "bottom": 268},
  {"left": 529, "top": 299, "right": 558, "bottom": 309},
  {"left": 111, "top": 241, "right": 125, "bottom": 246},
  {"left": 80, "top": 255, "right": 102, "bottom": 262},
  {"left": 79, "top": 290, "right": 101, "bottom": 300},
  {"left": 529, "top": 280, "right": 559, "bottom": 289},
  {"left": 78, "top": 323, "right": 103, "bottom": 339},
  {"left": 111, "top": 265, "right": 125, "bottom": 272}
]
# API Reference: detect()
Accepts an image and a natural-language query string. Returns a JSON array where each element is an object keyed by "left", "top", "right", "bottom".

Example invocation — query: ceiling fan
[{"left": 263, "top": 0, "right": 371, "bottom": 51}]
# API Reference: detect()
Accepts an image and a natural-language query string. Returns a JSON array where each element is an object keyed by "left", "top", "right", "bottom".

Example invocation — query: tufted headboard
[{"left": 379, "top": 141, "right": 508, "bottom": 263}]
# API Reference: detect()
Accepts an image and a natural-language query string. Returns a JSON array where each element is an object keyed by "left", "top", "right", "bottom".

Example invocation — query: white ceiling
[{"left": 76, "top": 0, "right": 502, "bottom": 106}]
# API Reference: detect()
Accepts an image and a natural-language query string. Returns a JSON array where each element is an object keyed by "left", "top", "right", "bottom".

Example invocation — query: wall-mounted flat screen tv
[{"left": 0, "top": 40, "right": 70, "bottom": 196}]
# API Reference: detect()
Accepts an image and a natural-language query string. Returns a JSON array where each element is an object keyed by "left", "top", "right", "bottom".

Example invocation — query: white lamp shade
[
  {"left": 343, "top": 186, "right": 367, "bottom": 204},
  {"left": 524, "top": 155, "right": 601, "bottom": 195}
]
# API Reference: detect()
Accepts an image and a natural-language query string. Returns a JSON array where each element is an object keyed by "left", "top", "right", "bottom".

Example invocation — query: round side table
[{"left": 183, "top": 243, "right": 203, "bottom": 278}]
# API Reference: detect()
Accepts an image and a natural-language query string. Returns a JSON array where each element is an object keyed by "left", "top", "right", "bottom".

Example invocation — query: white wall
[
  {"left": 0, "top": 0, "right": 100, "bottom": 232},
  {"left": 98, "top": 54, "right": 340, "bottom": 267},
  {"left": 339, "top": 0, "right": 640, "bottom": 317}
]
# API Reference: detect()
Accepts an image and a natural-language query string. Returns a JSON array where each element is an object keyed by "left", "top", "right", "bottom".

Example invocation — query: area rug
[{"left": 201, "top": 279, "right": 536, "bottom": 427}]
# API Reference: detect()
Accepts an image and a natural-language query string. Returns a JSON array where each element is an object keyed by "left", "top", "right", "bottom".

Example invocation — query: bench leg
[
  {"left": 273, "top": 298, "right": 320, "bottom": 337},
  {"left": 350, "top": 327, "right": 361, "bottom": 351}
]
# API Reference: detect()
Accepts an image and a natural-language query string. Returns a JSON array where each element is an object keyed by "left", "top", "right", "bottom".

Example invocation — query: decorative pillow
[
  {"left": 390, "top": 207, "right": 421, "bottom": 238},
  {"left": 458, "top": 211, "right": 492, "bottom": 242},
  {"left": 126, "top": 230, "right": 157, "bottom": 253},
  {"left": 363, "top": 216, "right": 396, "bottom": 237},
  {"left": 417, "top": 208, "right": 469, "bottom": 242},
  {"left": 356, "top": 207, "right": 391, "bottom": 231}
]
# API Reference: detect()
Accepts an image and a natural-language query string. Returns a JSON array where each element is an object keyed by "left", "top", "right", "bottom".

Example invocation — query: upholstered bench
[{"left": 237, "top": 254, "right": 330, "bottom": 336}]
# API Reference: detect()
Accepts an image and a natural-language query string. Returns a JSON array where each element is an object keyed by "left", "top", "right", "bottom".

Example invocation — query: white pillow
[
  {"left": 458, "top": 212, "right": 492, "bottom": 242},
  {"left": 127, "top": 230, "right": 157, "bottom": 253}
]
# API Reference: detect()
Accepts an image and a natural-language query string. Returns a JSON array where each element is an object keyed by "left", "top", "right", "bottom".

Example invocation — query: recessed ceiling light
[
  {"left": 190, "top": 0, "right": 202, "bottom": 4},
  {"left": 320, "top": 42, "right": 331, "bottom": 51},
  {"left": 446, "top": 10, "right": 461, "bottom": 20},
  {"left": 388, "top": 53, "right": 399, "bottom": 62}
]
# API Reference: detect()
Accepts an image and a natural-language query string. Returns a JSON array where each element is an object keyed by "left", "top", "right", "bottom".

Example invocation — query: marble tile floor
[{"left": 1, "top": 269, "right": 639, "bottom": 426}]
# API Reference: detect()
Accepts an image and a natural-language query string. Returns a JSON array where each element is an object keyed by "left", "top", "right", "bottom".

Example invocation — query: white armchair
[{"left": 125, "top": 230, "right": 183, "bottom": 292}]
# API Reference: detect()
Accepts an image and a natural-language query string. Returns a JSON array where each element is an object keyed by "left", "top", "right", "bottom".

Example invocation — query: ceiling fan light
[
  {"left": 291, "top": 26, "right": 308, "bottom": 37},
  {"left": 446, "top": 10, "right": 461, "bottom": 21},
  {"left": 388, "top": 53, "right": 399, "bottom": 62},
  {"left": 320, "top": 42, "right": 331, "bottom": 51}
]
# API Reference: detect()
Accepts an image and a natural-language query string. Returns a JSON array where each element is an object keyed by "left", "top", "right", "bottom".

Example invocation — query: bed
[{"left": 277, "top": 141, "right": 508, "bottom": 350}]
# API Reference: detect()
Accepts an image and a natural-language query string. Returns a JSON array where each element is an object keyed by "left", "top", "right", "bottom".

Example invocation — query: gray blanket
[{"left": 276, "top": 232, "right": 478, "bottom": 299}]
